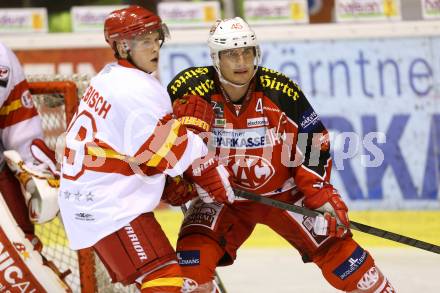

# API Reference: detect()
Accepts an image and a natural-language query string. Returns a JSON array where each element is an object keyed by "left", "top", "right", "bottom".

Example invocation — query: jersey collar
[{"left": 117, "top": 59, "right": 137, "bottom": 69}]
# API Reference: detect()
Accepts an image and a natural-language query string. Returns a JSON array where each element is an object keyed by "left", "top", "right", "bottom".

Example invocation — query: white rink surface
[{"left": 216, "top": 248, "right": 440, "bottom": 293}]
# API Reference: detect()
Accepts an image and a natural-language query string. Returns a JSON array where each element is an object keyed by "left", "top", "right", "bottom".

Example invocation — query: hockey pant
[
  {"left": 93, "top": 212, "right": 183, "bottom": 292},
  {"left": 177, "top": 192, "right": 395, "bottom": 292}
]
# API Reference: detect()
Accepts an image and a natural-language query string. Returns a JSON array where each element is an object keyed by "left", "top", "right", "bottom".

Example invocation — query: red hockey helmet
[{"left": 104, "top": 5, "right": 168, "bottom": 51}]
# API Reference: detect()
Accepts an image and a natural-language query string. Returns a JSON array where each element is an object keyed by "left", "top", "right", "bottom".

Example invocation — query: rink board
[
  {"left": 37, "top": 210, "right": 440, "bottom": 248},
  {"left": 153, "top": 210, "right": 440, "bottom": 249}
]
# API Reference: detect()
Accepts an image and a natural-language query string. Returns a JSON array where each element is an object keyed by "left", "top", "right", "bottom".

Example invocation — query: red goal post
[{"left": 28, "top": 76, "right": 136, "bottom": 293}]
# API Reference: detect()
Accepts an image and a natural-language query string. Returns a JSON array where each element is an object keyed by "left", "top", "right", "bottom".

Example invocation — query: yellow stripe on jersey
[
  {"left": 87, "top": 146, "right": 128, "bottom": 161},
  {"left": 141, "top": 277, "right": 183, "bottom": 289},
  {"left": 86, "top": 120, "right": 181, "bottom": 167},
  {"left": 0, "top": 100, "right": 22, "bottom": 116},
  {"left": 146, "top": 119, "right": 181, "bottom": 167}
]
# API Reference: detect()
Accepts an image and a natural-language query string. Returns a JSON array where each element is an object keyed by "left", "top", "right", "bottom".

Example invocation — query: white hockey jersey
[
  {"left": 59, "top": 60, "right": 207, "bottom": 249},
  {"left": 0, "top": 42, "right": 43, "bottom": 165}
]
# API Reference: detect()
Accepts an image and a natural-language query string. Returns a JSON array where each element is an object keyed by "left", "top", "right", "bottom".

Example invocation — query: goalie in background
[
  {"left": 0, "top": 41, "right": 70, "bottom": 291},
  {"left": 58, "top": 5, "right": 234, "bottom": 292},
  {"left": 164, "top": 18, "right": 396, "bottom": 293}
]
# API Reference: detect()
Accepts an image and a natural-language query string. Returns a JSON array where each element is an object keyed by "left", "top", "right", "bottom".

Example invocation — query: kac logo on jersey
[
  {"left": 21, "top": 90, "right": 34, "bottom": 108},
  {"left": 226, "top": 155, "right": 275, "bottom": 190}
]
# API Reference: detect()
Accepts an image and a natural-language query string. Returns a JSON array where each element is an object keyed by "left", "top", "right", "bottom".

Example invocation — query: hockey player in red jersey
[
  {"left": 165, "top": 18, "right": 396, "bottom": 292},
  {"left": 58, "top": 6, "right": 234, "bottom": 292}
]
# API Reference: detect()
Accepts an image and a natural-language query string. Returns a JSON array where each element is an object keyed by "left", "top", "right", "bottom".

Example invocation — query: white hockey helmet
[{"left": 208, "top": 17, "right": 261, "bottom": 86}]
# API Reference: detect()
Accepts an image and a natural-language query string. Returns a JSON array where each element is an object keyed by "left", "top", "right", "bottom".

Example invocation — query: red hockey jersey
[{"left": 168, "top": 66, "right": 332, "bottom": 198}]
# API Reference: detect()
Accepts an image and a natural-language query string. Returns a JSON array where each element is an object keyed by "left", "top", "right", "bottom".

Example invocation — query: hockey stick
[
  {"left": 233, "top": 189, "right": 440, "bottom": 255},
  {"left": 180, "top": 204, "right": 228, "bottom": 293}
]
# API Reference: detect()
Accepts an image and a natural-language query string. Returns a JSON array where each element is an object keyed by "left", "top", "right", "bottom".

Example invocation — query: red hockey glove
[
  {"left": 30, "top": 139, "right": 59, "bottom": 177},
  {"left": 303, "top": 187, "right": 350, "bottom": 238},
  {"left": 162, "top": 176, "right": 197, "bottom": 206},
  {"left": 173, "top": 95, "right": 214, "bottom": 134},
  {"left": 185, "top": 156, "right": 235, "bottom": 204}
]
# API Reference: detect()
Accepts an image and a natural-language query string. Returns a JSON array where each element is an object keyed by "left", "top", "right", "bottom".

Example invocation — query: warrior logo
[{"left": 226, "top": 155, "right": 274, "bottom": 190}]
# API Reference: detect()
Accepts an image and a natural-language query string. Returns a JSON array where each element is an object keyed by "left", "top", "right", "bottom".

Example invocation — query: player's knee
[
  {"left": 317, "top": 239, "right": 395, "bottom": 292},
  {"left": 348, "top": 266, "right": 395, "bottom": 293},
  {"left": 140, "top": 263, "right": 182, "bottom": 293},
  {"left": 316, "top": 239, "right": 375, "bottom": 291},
  {"left": 177, "top": 234, "right": 224, "bottom": 291}
]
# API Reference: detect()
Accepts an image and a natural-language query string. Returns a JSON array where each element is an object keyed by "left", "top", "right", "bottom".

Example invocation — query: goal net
[{"left": 29, "top": 75, "right": 137, "bottom": 293}]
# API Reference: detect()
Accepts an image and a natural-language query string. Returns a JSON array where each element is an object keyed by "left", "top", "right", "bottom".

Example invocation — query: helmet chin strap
[
  {"left": 213, "top": 51, "right": 260, "bottom": 88},
  {"left": 214, "top": 65, "right": 257, "bottom": 89}
]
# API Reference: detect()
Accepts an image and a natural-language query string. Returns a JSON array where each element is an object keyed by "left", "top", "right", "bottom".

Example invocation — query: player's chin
[
  {"left": 146, "top": 61, "right": 158, "bottom": 72},
  {"left": 232, "top": 72, "right": 253, "bottom": 84}
]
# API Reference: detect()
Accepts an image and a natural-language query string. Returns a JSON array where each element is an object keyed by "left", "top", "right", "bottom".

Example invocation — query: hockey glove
[
  {"left": 185, "top": 156, "right": 235, "bottom": 204},
  {"left": 162, "top": 176, "right": 197, "bottom": 206},
  {"left": 30, "top": 139, "right": 59, "bottom": 177},
  {"left": 304, "top": 187, "right": 350, "bottom": 238},
  {"left": 173, "top": 95, "right": 214, "bottom": 135}
]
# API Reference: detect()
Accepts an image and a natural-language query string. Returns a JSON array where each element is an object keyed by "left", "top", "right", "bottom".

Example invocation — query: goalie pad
[
  {"left": 0, "top": 194, "right": 71, "bottom": 292},
  {"left": 3, "top": 150, "right": 59, "bottom": 224}
]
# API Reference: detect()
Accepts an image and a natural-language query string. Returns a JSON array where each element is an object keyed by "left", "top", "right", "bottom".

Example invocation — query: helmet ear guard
[{"left": 115, "top": 40, "right": 130, "bottom": 58}]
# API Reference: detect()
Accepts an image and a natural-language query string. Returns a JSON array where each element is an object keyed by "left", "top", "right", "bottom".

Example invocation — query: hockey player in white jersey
[
  {"left": 0, "top": 41, "right": 71, "bottom": 291},
  {"left": 58, "top": 6, "right": 234, "bottom": 292}
]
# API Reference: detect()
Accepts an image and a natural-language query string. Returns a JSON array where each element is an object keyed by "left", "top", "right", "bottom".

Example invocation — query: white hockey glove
[
  {"left": 4, "top": 142, "right": 60, "bottom": 224},
  {"left": 304, "top": 187, "right": 350, "bottom": 238}
]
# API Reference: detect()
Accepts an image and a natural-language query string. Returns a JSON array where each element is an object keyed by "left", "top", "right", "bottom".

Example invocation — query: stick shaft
[{"left": 234, "top": 189, "right": 440, "bottom": 255}]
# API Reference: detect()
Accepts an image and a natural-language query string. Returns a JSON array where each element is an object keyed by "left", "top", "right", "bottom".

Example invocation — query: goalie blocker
[{"left": 0, "top": 195, "right": 70, "bottom": 292}]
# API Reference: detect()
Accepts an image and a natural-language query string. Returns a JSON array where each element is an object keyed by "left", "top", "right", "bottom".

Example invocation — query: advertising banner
[
  {"left": 335, "top": 0, "right": 401, "bottom": 22},
  {"left": 15, "top": 48, "right": 114, "bottom": 76},
  {"left": 159, "top": 36, "right": 440, "bottom": 209},
  {"left": 12, "top": 32, "right": 440, "bottom": 209},
  {"left": 421, "top": 0, "right": 440, "bottom": 19},
  {"left": 244, "top": 0, "right": 309, "bottom": 24},
  {"left": 71, "top": 5, "right": 127, "bottom": 32},
  {"left": 158, "top": 1, "right": 220, "bottom": 28},
  {"left": 0, "top": 8, "right": 48, "bottom": 33}
]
